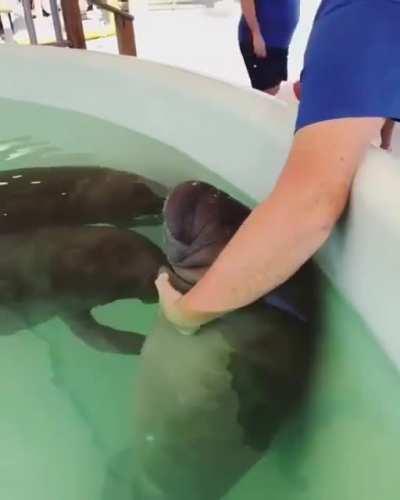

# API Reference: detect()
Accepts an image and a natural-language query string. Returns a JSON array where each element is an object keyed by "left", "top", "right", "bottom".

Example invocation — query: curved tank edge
[{"left": 0, "top": 45, "right": 399, "bottom": 371}]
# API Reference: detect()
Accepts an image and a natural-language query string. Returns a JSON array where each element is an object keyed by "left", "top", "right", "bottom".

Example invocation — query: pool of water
[{"left": 0, "top": 100, "right": 399, "bottom": 500}]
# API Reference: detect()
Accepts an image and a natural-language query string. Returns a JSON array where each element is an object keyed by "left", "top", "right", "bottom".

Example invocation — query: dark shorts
[{"left": 239, "top": 43, "right": 288, "bottom": 91}]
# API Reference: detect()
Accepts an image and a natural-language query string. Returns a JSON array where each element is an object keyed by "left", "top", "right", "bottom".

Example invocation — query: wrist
[
  {"left": 177, "top": 296, "right": 222, "bottom": 329},
  {"left": 160, "top": 298, "right": 207, "bottom": 337}
]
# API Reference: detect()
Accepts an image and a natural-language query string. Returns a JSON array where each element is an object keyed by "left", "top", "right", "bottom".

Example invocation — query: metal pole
[
  {"left": 49, "top": 0, "right": 64, "bottom": 44},
  {"left": 34, "top": 0, "right": 43, "bottom": 19},
  {"left": 21, "top": 0, "right": 38, "bottom": 45}
]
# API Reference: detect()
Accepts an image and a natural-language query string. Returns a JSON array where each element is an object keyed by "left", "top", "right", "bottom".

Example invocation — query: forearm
[
  {"left": 241, "top": 0, "right": 261, "bottom": 34},
  {"left": 178, "top": 118, "right": 382, "bottom": 319},
  {"left": 179, "top": 180, "right": 339, "bottom": 316}
]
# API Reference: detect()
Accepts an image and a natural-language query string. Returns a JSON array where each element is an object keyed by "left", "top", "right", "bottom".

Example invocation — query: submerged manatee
[
  {"left": 0, "top": 225, "right": 167, "bottom": 354},
  {"left": 0, "top": 166, "right": 166, "bottom": 233},
  {"left": 131, "top": 181, "right": 320, "bottom": 499}
]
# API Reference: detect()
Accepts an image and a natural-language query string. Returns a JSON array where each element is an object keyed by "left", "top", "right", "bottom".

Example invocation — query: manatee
[
  {"left": 0, "top": 166, "right": 166, "bottom": 233},
  {"left": 0, "top": 225, "right": 167, "bottom": 354},
  {"left": 131, "top": 181, "right": 321, "bottom": 499}
]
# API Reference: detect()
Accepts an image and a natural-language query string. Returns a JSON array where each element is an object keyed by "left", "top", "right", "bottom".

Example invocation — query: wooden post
[
  {"left": 60, "top": 0, "right": 86, "bottom": 49},
  {"left": 114, "top": 13, "right": 136, "bottom": 56},
  {"left": 88, "top": 0, "right": 137, "bottom": 56}
]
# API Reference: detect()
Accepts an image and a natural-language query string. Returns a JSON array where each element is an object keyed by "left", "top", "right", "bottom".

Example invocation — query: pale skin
[
  {"left": 156, "top": 117, "right": 383, "bottom": 334},
  {"left": 240, "top": 0, "right": 266, "bottom": 57}
]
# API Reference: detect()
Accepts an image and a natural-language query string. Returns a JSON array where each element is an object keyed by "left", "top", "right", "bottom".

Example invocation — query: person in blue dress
[
  {"left": 238, "top": 0, "right": 300, "bottom": 95},
  {"left": 157, "top": 0, "right": 400, "bottom": 332}
]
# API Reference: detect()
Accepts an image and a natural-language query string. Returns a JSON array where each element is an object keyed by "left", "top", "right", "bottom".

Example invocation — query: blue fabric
[
  {"left": 238, "top": 0, "right": 300, "bottom": 49},
  {"left": 296, "top": 0, "right": 400, "bottom": 131}
]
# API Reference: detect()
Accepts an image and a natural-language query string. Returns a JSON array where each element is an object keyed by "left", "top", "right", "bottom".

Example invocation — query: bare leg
[{"left": 380, "top": 119, "right": 395, "bottom": 151}]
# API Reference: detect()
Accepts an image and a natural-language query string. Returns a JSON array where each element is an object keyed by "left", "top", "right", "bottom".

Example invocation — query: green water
[
  {"left": 0, "top": 101, "right": 399, "bottom": 500},
  {"left": 226, "top": 281, "right": 400, "bottom": 500}
]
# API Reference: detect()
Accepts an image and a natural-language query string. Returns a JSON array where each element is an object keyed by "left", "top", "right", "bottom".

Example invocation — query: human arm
[
  {"left": 156, "top": 117, "right": 382, "bottom": 332},
  {"left": 240, "top": 0, "right": 267, "bottom": 58}
]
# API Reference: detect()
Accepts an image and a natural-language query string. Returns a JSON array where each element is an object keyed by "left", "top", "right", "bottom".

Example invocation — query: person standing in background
[{"left": 238, "top": 0, "right": 300, "bottom": 95}]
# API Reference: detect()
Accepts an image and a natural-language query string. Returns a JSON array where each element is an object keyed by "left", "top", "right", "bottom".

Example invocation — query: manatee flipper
[{"left": 61, "top": 310, "right": 145, "bottom": 355}]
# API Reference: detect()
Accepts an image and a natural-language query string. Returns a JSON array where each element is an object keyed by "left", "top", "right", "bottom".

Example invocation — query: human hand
[
  {"left": 252, "top": 31, "right": 267, "bottom": 58},
  {"left": 155, "top": 272, "right": 202, "bottom": 335}
]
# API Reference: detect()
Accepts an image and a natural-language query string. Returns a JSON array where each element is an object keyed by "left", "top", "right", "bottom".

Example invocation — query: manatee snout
[{"left": 163, "top": 181, "right": 250, "bottom": 287}]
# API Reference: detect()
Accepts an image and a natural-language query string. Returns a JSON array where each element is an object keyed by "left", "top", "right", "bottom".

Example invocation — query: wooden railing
[
  {"left": 20, "top": 0, "right": 136, "bottom": 56},
  {"left": 60, "top": 0, "right": 86, "bottom": 49},
  {"left": 88, "top": 0, "right": 136, "bottom": 55}
]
